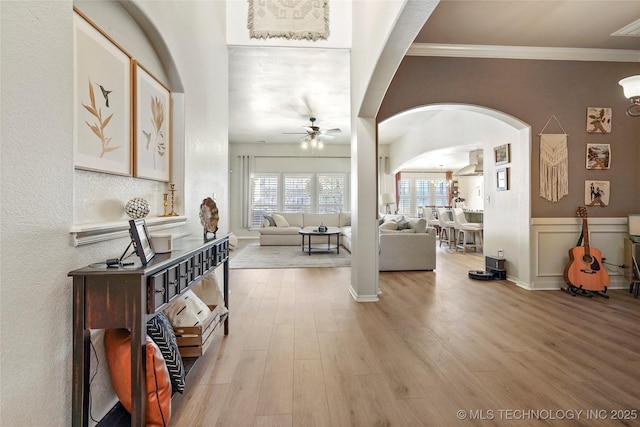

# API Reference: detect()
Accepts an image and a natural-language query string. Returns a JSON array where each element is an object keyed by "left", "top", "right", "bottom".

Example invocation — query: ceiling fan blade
[
  {"left": 321, "top": 128, "right": 342, "bottom": 134},
  {"left": 318, "top": 134, "right": 335, "bottom": 140},
  {"left": 283, "top": 132, "right": 308, "bottom": 135}
]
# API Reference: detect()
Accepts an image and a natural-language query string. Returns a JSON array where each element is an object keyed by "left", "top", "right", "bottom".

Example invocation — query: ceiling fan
[{"left": 283, "top": 117, "right": 342, "bottom": 149}]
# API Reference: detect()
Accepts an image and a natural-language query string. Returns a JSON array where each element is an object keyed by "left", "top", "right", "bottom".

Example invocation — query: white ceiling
[
  {"left": 228, "top": 1, "right": 640, "bottom": 168},
  {"left": 228, "top": 46, "right": 351, "bottom": 145}
]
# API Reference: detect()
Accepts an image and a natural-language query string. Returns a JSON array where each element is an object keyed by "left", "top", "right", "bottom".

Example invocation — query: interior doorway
[{"left": 378, "top": 104, "right": 532, "bottom": 287}]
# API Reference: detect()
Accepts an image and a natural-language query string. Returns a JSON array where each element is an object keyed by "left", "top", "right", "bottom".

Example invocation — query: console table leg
[
  {"left": 72, "top": 278, "right": 90, "bottom": 427},
  {"left": 224, "top": 259, "right": 229, "bottom": 335}
]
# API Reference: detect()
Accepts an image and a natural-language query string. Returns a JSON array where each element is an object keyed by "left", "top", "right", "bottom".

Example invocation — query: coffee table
[{"left": 299, "top": 227, "right": 342, "bottom": 255}]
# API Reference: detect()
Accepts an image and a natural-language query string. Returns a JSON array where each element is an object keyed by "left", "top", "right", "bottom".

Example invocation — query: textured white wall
[
  {"left": 134, "top": 0, "right": 229, "bottom": 239},
  {"left": 2, "top": 1, "right": 79, "bottom": 424},
  {"left": 0, "top": 1, "right": 229, "bottom": 424}
]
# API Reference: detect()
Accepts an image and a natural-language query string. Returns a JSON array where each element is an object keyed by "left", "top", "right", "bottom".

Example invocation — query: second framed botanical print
[{"left": 134, "top": 61, "right": 171, "bottom": 182}]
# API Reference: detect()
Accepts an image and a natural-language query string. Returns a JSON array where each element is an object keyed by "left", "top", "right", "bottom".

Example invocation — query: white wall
[
  {"left": 531, "top": 217, "right": 627, "bottom": 290},
  {"left": 0, "top": 1, "right": 229, "bottom": 424},
  {"left": 457, "top": 175, "right": 484, "bottom": 211}
]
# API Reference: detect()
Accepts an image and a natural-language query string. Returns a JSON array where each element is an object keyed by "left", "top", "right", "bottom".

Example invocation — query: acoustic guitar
[{"left": 563, "top": 207, "right": 609, "bottom": 292}]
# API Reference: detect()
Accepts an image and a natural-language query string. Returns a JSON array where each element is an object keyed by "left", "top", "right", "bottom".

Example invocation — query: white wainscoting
[{"left": 530, "top": 217, "right": 628, "bottom": 290}]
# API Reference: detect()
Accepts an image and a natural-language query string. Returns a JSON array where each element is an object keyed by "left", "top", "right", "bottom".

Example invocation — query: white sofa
[
  {"left": 378, "top": 216, "right": 437, "bottom": 271},
  {"left": 259, "top": 212, "right": 352, "bottom": 251}
]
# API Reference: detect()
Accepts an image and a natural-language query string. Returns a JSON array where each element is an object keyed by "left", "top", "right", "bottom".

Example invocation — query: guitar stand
[{"left": 561, "top": 284, "right": 609, "bottom": 299}]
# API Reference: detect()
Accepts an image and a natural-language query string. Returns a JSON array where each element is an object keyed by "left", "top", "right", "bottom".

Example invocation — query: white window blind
[
  {"left": 397, "top": 179, "right": 411, "bottom": 215},
  {"left": 434, "top": 179, "right": 448, "bottom": 206},
  {"left": 284, "top": 174, "right": 312, "bottom": 212},
  {"left": 415, "top": 179, "right": 430, "bottom": 209},
  {"left": 250, "top": 174, "right": 278, "bottom": 227},
  {"left": 317, "top": 174, "right": 345, "bottom": 213}
]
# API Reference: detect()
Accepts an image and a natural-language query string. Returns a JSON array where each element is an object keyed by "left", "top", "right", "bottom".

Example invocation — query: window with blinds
[
  {"left": 317, "top": 174, "right": 345, "bottom": 212},
  {"left": 397, "top": 179, "right": 411, "bottom": 215},
  {"left": 434, "top": 179, "right": 448, "bottom": 206},
  {"left": 250, "top": 174, "right": 278, "bottom": 227},
  {"left": 415, "top": 179, "right": 430, "bottom": 209},
  {"left": 284, "top": 174, "right": 312, "bottom": 212}
]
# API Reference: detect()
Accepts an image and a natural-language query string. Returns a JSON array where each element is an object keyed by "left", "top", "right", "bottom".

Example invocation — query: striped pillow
[{"left": 147, "top": 312, "right": 185, "bottom": 394}]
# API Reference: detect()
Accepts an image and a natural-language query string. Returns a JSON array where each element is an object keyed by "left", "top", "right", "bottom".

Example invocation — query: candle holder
[
  {"left": 160, "top": 193, "right": 169, "bottom": 217},
  {"left": 168, "top": 184, "right": 179, "bottom": 216}
]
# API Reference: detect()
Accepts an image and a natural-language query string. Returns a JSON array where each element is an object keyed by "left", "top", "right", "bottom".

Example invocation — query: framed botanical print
[
  {"left": 586, "top": 107, "right": 612, "bottom": 134},
  {"left": 134, "top": 61, "right": 171, "bottom": 182},
  {"left": 586, "top": 143, "right": 611, "bottom": 170},
  {"left": 73, "top": 8, "right": 132, "bottom": 176},
  {"left": 494, "top": 144, "right": 510, "bottom": 165},
  {"left": 496, "top": 167, "right": 509, "bottom": 191}
]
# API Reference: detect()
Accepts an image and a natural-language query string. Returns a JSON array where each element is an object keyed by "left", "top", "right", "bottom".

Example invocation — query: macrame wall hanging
[{"left": 539, "top": 115, "right": 569, "bottom": 203}]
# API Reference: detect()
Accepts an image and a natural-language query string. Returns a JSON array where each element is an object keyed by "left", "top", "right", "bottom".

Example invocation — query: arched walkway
[{"left": 380, "top": 104, "right": 533, "bottom": 287}]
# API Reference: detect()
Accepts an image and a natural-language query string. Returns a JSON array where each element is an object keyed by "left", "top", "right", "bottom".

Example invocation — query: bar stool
[
  {"left": 437, "top": 207, "right": 455, "bottom": 248},
  {"left": 452, "top": 208, "right": 483, "bottom": 253},
  {"left": 423, "top": 207, "right": 440, "bottom": 236}
]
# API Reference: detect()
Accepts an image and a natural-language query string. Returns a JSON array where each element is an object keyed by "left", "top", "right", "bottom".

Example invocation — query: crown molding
[{"left": 407, "top": 43, "right": 640, "bottom": 62}]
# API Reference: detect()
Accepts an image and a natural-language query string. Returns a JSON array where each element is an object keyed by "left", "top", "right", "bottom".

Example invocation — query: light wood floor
[{"left": 171, "top": 245, "right": 640, "bottom": 426}]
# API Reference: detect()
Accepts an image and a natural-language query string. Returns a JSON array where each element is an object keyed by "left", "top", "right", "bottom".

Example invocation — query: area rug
[
  {"left": 230, "top": 242, "right": 350, "bottom": 269},
  {"left": 248, "top": 0, "right": 330, "bottom": 41}
]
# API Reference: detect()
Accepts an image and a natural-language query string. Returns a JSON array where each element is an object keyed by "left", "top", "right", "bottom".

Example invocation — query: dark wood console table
[{"left": 69, "top": 234, "right": 230, "bottom": 427}]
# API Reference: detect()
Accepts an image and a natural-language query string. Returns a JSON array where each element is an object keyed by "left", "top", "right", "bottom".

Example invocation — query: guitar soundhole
[{"left": 582, "top": 254, "right": 593, "bottom": 265}]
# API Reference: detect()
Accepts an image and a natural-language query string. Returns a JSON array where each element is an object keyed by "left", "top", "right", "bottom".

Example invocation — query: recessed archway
[{"left": 379, "top": 104, "right": 533, "bottom": 287}]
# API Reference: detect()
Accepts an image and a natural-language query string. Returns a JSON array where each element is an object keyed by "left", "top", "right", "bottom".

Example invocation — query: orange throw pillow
[{"left": 104, "top": 328, "right": 171, "bottom": 426}]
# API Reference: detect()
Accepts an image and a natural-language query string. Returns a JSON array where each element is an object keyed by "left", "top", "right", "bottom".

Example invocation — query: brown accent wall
[{"left": 379, "top": 56, "right": 640, "bottom": 218}]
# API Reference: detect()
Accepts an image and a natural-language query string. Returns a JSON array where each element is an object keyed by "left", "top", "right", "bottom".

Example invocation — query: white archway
[{"left": 380, "top": 104, "right": 533, "bottom": 287}]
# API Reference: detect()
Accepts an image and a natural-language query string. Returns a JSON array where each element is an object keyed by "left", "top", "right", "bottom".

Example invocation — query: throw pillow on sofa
[
  {"left": 263, "top": 214, "right": 276, "bottom": 227},
  {"left": 407, "top": 218, "right": 427, "bottom": 233},
  {"left": 379, "top": 220, "right": 398, "bottom": 231},
  {"left": 397, "top": 218, "right": 411, "bottom": 230},
  {"left": 272, "top": 213, "right": 290, "bottom": 227}
]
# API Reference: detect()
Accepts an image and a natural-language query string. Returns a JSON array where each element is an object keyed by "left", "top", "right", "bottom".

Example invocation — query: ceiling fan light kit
[
  {"left": 284, "top": 117, "right": 341, "bottom": 150},
  {"left": 619, "top": 75, "right": 640, "bottom": 117}
]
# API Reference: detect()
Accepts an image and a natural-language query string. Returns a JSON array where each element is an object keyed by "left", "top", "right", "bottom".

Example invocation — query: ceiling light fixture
[
  {"left": 619, "top": 75, "right": 640, "bottom": 117},
  {"left": 302, "top": 134, "right": 323, "bottom": 150}
]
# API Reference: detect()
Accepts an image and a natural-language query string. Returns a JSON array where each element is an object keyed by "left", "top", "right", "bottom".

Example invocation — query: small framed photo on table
[{"left": 128, "top": 219, "right": 155, "bottom": 265}]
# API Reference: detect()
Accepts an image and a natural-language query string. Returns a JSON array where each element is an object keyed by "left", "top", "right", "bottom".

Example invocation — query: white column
[{"left": 349, "top": 117, "right": 379, "bottom": 301}]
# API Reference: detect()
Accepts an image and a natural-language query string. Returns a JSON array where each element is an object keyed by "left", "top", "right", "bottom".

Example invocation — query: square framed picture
[
  {"left": 73, "top": 8, "right": 132, "bottom": 176},
  {"left": 586, "top": 107, "right": 612, "bottom": 134},
  {"left": 586, "top": 143, "right": 611, "bottom": 170},
  {"left": 128, "top": 219, "right": 155, "bottom": 265},
  {"left": 585, "top": 180, "right": 610, "bottom": 207},
  {"left": 494, "top": 144, "right": 510, "bottom": 165},
  {"left": 134, "top": 61, "right": 171, "bottom": 182},
  {"left": 496, "top": 167, "right": 509, "bottom": 191}
]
